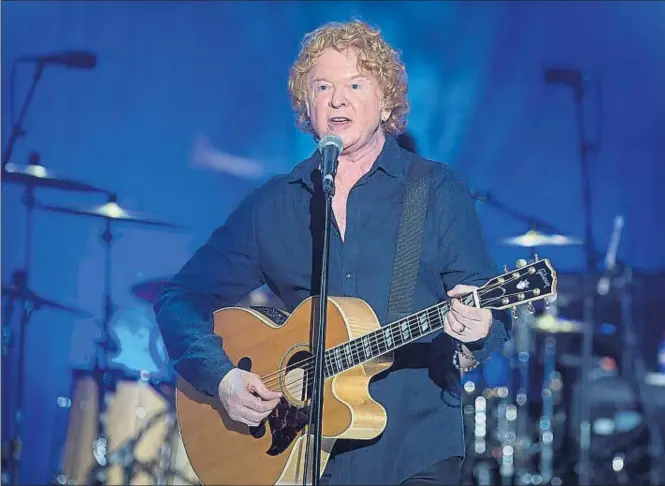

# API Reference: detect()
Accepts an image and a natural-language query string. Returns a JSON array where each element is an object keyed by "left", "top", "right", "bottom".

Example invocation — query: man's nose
[{"left": 330, "top": 88, "right": 347, "bottom": 108}]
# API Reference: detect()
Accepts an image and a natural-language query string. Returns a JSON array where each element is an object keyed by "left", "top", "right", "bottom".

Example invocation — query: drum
[
  {"left": 106, "top": 306, "right": 173, "bottom": 383},
  {"left": 55, "top": 369, "right": 198, "bottom": 485}
]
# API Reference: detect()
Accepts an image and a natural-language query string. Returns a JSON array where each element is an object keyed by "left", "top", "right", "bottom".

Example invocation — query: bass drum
[{"left": 55, "top": 369, "right": 198, "bottom": 485}]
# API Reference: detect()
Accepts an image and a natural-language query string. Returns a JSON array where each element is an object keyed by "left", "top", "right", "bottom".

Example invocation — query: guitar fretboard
[{"left": 323, "top": 294, "right": 475, "bottom": 378}]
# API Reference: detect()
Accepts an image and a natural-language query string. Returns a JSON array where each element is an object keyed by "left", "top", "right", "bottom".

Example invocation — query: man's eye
[{"left": 351, "top": 83, "right": 360, "bottom": 90}]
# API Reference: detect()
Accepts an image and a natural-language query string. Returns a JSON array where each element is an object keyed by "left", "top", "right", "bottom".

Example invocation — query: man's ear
[{"left": 381, "top": 106, "right": 392, "bottom": 123}]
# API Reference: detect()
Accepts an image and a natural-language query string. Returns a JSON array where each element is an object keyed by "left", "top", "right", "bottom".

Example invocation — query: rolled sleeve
[{"left": 153, "top": 187, "right": 266, "bottom": 396}]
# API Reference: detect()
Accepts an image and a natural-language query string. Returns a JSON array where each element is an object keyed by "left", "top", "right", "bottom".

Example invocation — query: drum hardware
[
  {"left": 154, "top": 415, "right": 200, "bottom": 486},
  {"left": 1, "top": 152, "right": 107, "bottom": 486},
  {"left": 88, "top": 407, "right": 172, "bottom": 485},
  {"left": 538, "top": 336, "right": 556, "bottom": 485},
  {"left": 511, "top": 302, "right": 537, "bottom": 485},
  {"left": 614, "top": 267, "right": 664, "bottom": 485},
  {"left": 53, "top": 368, "right": 197, "bottom": 486},
  {"left": 36, "top": 193, "right": 183, "bottom": 483}
]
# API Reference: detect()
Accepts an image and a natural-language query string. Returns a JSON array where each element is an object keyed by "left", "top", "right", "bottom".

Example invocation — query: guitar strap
[{"left": 385, "top": 157, "right": 433, "bottom": 324}]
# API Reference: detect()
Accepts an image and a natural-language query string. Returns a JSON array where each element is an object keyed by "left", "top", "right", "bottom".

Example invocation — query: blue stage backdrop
[{"left": 2, "top": 1, "right": 664, "bottom": 483}]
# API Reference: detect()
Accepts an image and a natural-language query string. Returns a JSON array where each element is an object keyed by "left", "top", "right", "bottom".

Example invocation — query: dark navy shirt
[{"left": 154, "top": 134, "right": 510, "bottom": 485}]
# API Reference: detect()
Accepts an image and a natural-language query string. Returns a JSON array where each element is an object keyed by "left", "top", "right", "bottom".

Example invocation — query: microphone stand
[
  {"left": 570, "top": 76, "right": 598, "bottom": 486},
  {"left": 2, "top": 61, "right": 45, "bottom": 170},
  {"left": 303, "top": 172, "right": 336, "bottom": 486}
]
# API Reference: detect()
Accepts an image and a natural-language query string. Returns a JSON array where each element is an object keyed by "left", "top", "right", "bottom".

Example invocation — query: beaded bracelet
[{"left": 453, "top": 342, "right": 479, "bottom": 372}]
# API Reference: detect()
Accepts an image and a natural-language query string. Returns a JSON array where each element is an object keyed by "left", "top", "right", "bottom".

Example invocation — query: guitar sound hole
[
  {"left": 283, "top": 350, "right": 314, "bottom": 403},
  {"left": 261, "top": 348, "right": 316, "bottom": 456},
  {"left": 237, "top": 356, "right": 252, "bottom": 372}
]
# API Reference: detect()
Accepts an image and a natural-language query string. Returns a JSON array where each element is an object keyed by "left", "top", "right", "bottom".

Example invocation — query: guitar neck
[
  {"left": 320, "top": 257, "right": 557, "bottom": 379},
  {"left": 323, "top": 293, "right": 475, "bottom": 378}
]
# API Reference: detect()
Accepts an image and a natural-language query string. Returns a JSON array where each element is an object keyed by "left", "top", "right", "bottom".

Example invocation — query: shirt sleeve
[
  {"left": 153, "top": 186, "right": 266, "bottom": 397},
  {"left": 437, "top": 172, "right": 512, "bottom": 363}
]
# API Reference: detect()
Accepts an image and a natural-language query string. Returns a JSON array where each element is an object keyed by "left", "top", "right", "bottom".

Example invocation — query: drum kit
[
  {"left": 0, "top": 157, "right": 210, "bottom": 485},
  {"left": 460, "top": 196, "right": 665, "bottom": 486}
]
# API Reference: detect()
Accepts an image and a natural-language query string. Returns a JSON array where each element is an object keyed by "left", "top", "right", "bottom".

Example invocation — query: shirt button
[{"left": 345, "top": 273, "right": 352, "bottom": 279}]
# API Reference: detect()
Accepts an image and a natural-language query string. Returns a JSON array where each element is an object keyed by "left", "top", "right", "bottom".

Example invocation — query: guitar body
[{"left": 175, "top": 296, "right": 393, "bottom": 485}]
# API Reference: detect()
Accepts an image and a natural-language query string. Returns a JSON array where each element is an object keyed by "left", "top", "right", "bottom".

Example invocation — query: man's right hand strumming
[{"left": 218, "top": 368, "right": 282, "bottom": 427}]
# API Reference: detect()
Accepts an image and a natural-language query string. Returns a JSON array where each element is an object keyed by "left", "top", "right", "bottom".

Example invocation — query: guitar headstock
[{"left": 478, "top": 256, "right": 557, "bottom": 316}]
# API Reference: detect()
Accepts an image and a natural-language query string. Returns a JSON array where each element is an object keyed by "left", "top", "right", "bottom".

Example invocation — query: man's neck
[{"left": 336, "top": 131, "right": 386, "bottom": 185}]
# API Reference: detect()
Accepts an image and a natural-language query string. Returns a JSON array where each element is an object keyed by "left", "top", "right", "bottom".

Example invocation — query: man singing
[{"left": 155, "top": 19, "right": 510, "bottom": 486}]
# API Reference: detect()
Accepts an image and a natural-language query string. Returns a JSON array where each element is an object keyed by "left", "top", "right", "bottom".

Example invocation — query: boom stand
[
  {"left": 2, "top": 62, "right": 44, "bottom": 169},
  {"left": 303, "top": 178, "right": 336, "bottom": 486},
  {"left": 570, "top": 77, "right": 598, "bottom": 486}
]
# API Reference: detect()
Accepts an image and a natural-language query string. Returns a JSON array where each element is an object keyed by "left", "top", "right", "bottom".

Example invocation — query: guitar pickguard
[{"left": 266, "top": 397, "right": 310, "bottom": 456}]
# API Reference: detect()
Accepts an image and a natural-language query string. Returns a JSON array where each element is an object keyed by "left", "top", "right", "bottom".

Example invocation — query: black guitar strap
[{"left": 386, "top": 157, "right": 433, "bottom": 324}]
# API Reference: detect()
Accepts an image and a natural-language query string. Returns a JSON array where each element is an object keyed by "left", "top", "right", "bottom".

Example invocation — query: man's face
[{"left": 306, "top": 48, "right": 389, "bottom": 153}]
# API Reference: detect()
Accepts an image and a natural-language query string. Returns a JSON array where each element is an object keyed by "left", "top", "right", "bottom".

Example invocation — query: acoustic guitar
[{"left": 175, "top": 257, "right": 557, "bottom": 485}]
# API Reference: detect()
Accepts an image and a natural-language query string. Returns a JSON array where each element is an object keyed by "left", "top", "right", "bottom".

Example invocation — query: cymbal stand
[
  {"left": 1, "top": 174, "right": 39, "bottom": 486},
  {"left": 512, "top": 303, "right": 535, "bottom": 485},
  {"left": 615, "top": 268, "right": 664, "bottom": 485},
  {"left": 498, "top": 336, "right": 517, "bottom": 486},
  {"left": 89, "top": 194, "right": 120, "bottom": 484},
  {"left": 156, "top": 413, "right": 199, "bottom": 485},
  {"left": 538, "top": 336, "right": 556, "bottom": 484},
  {"left": 89, "top": 407, "right": 171, "bottom": 484}
]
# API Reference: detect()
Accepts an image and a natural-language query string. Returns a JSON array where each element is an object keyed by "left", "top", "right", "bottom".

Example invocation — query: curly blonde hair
[{"left": 288, "top": 20, "right": 409, "bottom": 135}]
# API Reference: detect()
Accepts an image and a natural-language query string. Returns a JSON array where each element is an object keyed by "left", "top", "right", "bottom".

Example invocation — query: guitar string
[
  {"left": 258, "top": 275, "right": 538, "bottom": 391},
  {"left": 257, "top": 271, "right": 528, "bottom": 387},
  {"left": 258, "top": 273, "right": 530, "bottom": 390},
  {"left": 261, "top": 300, "right": 456, "bottom": 393},
  {"left": 258, "top": 291, "right": 469, "bottom": 388},
  {"left": 263, "top": 288, "right": 540, "bottom": 395}
]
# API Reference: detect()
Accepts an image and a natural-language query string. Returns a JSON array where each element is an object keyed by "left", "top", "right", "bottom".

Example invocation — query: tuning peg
[
  {"left": 532, "top": 253, "right": 539, "bottom": 262},
  {"left": 503, "top": 264, "right": 509, "bottom": 273},
  {"left": 527, "top": 302, "right": 535, "bottom": 315},
  {"left": 511, "top": 306, "right": 519, "bottom": 320},
  {"left": 515, "top": 259, "right": 527, "bottom": 269},
  {"left": 544, "top": 298, "right": 550, "bottom": 309}
]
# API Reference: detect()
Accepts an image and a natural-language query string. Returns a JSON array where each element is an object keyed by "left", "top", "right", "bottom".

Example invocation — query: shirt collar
[{"left": 287, "top": 134, "right": 408, "bottom": 190}]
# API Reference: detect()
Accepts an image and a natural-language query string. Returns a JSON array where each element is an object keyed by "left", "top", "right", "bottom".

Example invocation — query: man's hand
[
  {"left": 444, "top": 284, "right": 492, "bottom": 344},
  {"left": 218, "top": 368, "right": 282, "bottom": 427}
]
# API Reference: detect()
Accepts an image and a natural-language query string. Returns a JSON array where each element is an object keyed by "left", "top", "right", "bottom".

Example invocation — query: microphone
[
  {"left": 18, "top": 50, "right": 97, "bottom": 69},
  {"left": 317, "top": 135, "right": 343, "bottom": 195},
  {"left": 597, "top": 215, "right": 624, "bottom": 295}
]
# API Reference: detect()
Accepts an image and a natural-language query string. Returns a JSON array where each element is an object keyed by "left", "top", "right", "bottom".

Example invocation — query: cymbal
[
  {"left": 532, "top": 314, "right": 584, "bottom": 334},
  {"left": 2, "top": 283, "right": 92, "bottom": 317},
  {"left": 2, "top": 163, "right": 107, "bottom": 193},
  {"left": 501, "top": 229, "right": 582, "bottom": 247},
  {"left": 36, "top": 201, "right": 181, "bottom": 227}
]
